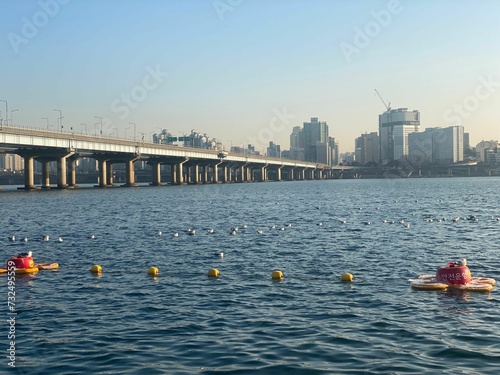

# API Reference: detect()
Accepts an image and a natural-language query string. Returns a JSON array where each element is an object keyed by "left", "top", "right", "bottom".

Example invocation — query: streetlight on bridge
[
  {"left": 11, "top": 109, "right": 19, "bottom": 126},
  {"left": 54, "top": 109, "right": 63, "bottom": 132},
  {"left": 129, "top": 122, "right": 136, "bottom": 141},
  {"left": 42, "top": 117, "right": 50, "bottom": 129},
  {"left": 95, "top": 116, "right": 103, "bottom": 135},
  {"left": 125, "top": 126, "right": 130, "bottom": 139},
  {"left": 0, "top": 100, "right": 7, "bottom": 127}
]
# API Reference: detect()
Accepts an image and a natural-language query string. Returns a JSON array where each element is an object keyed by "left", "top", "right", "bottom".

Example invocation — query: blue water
[{"left": 1, "top": 178, "right": 500, "bottom": 374}]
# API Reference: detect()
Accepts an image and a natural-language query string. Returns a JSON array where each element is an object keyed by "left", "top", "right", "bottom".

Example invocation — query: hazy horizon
[{"left": 2, "top": 0, "right": 499, "bottom": 154}]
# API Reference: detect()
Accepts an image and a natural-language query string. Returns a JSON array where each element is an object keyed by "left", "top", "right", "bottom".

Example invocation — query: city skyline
[{"left": 2, "top": 0, "right": 499, "bottom": 154}]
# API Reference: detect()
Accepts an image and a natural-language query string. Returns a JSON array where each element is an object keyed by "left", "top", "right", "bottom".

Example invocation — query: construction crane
[{"left": 374, "top": 89, "right": 391, "bottom": 113}]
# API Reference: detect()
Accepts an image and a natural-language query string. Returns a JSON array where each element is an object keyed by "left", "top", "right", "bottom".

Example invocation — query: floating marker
[
  {"left": 272, "top": 270, "right": 284, "bottom": 280},
  {"left": 341, "top": 273, "right": 354, "bottom": 282},
  {"left": 148, "top": 267, "right": 159, "bottom": 276},
  {"left": 208, "top": 268, "right": 220, "bottom": 277},
  {"left": 90, "top": 265, "right": 102, "bottom": 274}
]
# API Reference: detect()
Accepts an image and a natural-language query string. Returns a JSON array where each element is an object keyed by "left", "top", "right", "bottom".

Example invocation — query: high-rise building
[
  {"left": 463, "top": 132, "right": 470, "bottom": 151},
  {"left": 379, "top": 108, "right": 420, "bottom": 164},
  {"left": 303, "top": 117, "right": 329, "bottom": 162},
  {"left": 290, "top": 126, "right": 302, "bottom": 149},
  {"left": 267, "top": 141, "right": 281, "bottom": 158},
  {"left": 289, "top": 126, "right": 304, "bottom": 161},
  {"left": 408, "top": 125, "right": 464, "bottom": 165},
  {"left": 355, "top": 132, "right": 379, "bottom": 165},
  {"left": 287, "top": 118, "right": 336, "bottom": 165},
  {"left": 315, "top": 142, "right": 330, "bottom": 164},
  {"left": 329, "top": 137, "right": 339, "bottom": 165}
]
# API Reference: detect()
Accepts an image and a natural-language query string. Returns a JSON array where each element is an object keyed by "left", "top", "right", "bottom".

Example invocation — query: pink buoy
[
  {"left": 436, "top": 265, "right": 471, "bottom": 285},
  {"left": 8, "top": 255, "right": 34, "bottom": 269}
]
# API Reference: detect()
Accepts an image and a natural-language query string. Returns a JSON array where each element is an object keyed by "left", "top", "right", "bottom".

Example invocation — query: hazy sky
[{"left": 2, "top": 0, "right": 499, "bottom": 153}]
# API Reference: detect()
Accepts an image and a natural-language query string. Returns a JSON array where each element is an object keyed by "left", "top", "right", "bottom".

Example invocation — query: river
[{"left": 1, "top": 177, "right": 499, "bottom": 374}]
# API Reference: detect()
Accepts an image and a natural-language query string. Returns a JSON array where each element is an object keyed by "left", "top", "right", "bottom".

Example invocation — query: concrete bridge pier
[
  {"left": 175, "top": 161, "right": 186, "bottom": 185},
  {"left": 246, "top": 166, "right": 253, "bottom": 182},
  {"left": 238, "top": 165, "right": 244, "bottom": 182},
  {"left": 202, "top": 165, "right": 209, "bottom": 184},
  {"left": 56, "top": 152, "right": 75, "bottom": 189},
  {"left": 168, "top": 160, "right": 186, "bottom": 185},
  {"left": 212, "top": 162, "right": 221, "bottom": 183},
  {"left": 183, "top": 166, "right": 190, "bottom": 184},
  {"left": 97, "top": 159, "right": 109, "bottom": 187},
  {"left": 124, "top": 157, "right": 140, "bottom": 187},
  {"left": 229, "top": 165, "right": 236, "bottom": 182},
  {"left": 23, "top": 156, "right": 36, "bottom": 190},
  {"left": 297, "top": 168, "right": 305, "bottom": 180},
  {"left": 306, "top": 169, "right": 315, "bottom": 180},
  {"left": 247, "top": 167, "right": 256, "bottom": 182},
  {"left": 67, "top": 155, "right": 79, "bottom": 188},
  {"left": 302, "top": 168, "right": 311, "bottom": 180},
  {"left": 107, "top": 163, "right": 115, "bottom": 186},
  {"left": 170, "top": 164, "right": 177, "bottom": 185},
  {"left": 260, "top": 166, "right": 267, "bottom": 182},
  {"left": 274, "top": 167, "right": 282, "bottom": 182},
  {"left": 149, "top": 161, "right": 162, "bottom": 186},
  {"left": 222, "top": 165, "right": 229, "bottom": 183},
  {"left": 192, "top": 164, "right": 200, "bottom": 184},
  {"left": 238, "top": 165, "right": 248, "bottom": 182},
  {"left": 41, "top": 160, "right": 51, "bottom": 189}
]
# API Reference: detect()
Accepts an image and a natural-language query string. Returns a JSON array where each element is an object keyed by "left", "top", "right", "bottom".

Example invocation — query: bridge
[{"left": 0, "top": 125, "right": 339, "bottom": 189}]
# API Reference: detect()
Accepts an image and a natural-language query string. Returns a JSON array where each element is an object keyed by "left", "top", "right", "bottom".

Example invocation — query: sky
[{"left": 1, "top": 0, "right": 499, "bottom": 153}]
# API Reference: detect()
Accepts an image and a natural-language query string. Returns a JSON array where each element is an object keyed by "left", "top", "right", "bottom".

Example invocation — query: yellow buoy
[
  {"left": 341, "top": 273, "right": 354, "bottom": 282},
  {"left": 148, "top": 267, "right": 159, "bottom": 276},
  {"left": 90, "top": 265, "right": 102, "bottom": 274},
  {"left": 208, "top": 268, "right": 220, "bottom": 277},
  {"left": 271, "top": 270, "right": 284, "bottom": 280}
]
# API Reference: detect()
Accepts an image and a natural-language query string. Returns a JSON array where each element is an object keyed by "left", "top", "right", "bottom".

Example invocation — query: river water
[{"left": 1, "top": 177, "right": 500, "bottom": 374}]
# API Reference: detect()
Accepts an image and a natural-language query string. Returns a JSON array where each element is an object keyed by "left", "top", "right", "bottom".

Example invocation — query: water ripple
[{"left": 1, "top": 178, "right": 500, "bottom": 374}]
